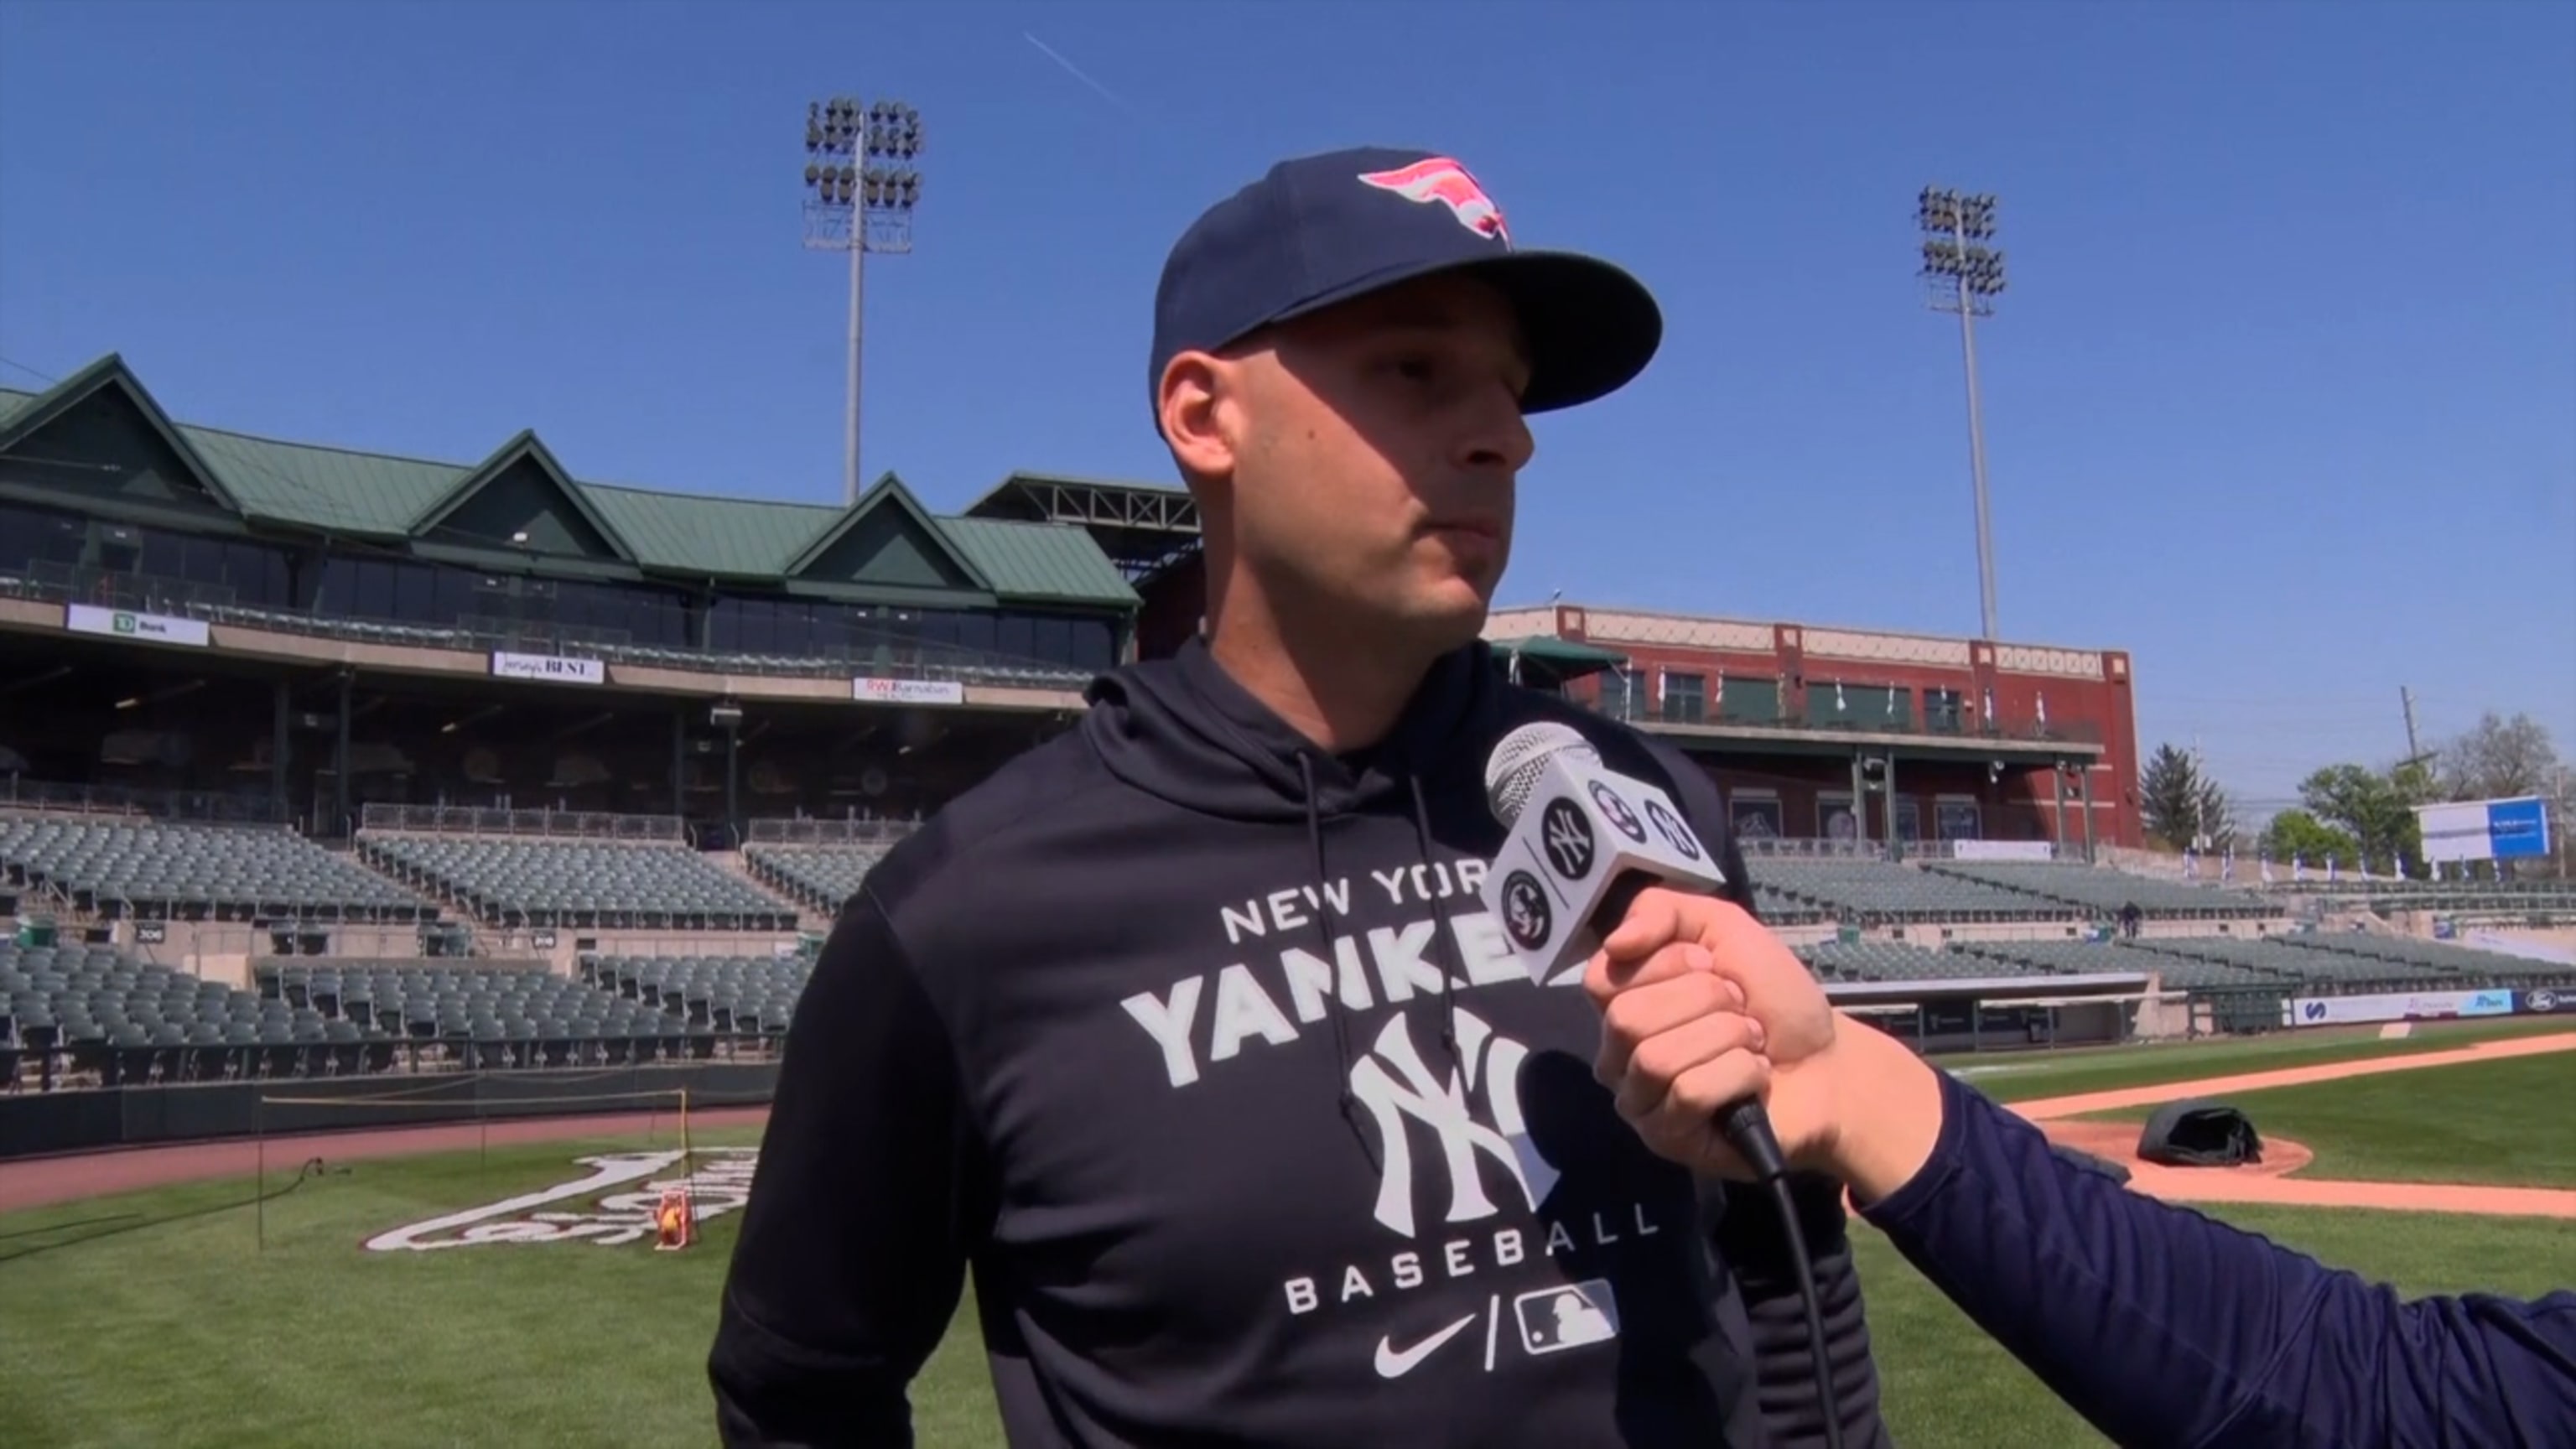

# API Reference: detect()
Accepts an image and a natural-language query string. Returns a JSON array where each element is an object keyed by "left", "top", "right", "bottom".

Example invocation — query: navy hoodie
[{"left": 709, "top": 636, "right": 1890, "bottom": 1447}]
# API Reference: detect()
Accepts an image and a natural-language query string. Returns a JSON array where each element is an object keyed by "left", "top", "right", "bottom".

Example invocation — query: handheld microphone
[
  {"left": 1482, "top": 720, "right": 1846, "bottom": 1449},
  {"left": 1478, "top": 721, "right": 1783, "bottom": 1178}
]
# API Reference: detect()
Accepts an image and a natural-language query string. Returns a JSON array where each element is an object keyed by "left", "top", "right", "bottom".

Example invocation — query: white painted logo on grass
[{"left": 363, "top": 1149, "right": 758, "bottom": 1252}]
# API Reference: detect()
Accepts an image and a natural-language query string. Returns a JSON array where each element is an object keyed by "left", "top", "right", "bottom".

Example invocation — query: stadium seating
[
  {"left": 1747, "top": 857, "right": 2074, "bottom": 925},
  {"left": 1798, "top": 938, "right": 2049, "bottom": 984},
  {"left": 254, "top": 959, "right": 716, "bottom": 1069},
  {"left": 585, "top": 953, "right": 813, "bottom": 1037},
  {"left": 1963, "top": 932, "right": 2571, "bottom": 996},
  {"left": 3, "top": 939, "right": 282, "bottom": 1085},
  {"left": 0, "top": 815, "right": 430, "bottom": 922},
  {"left": 355, "top": 835, "right": 796, "bottom": 930},
  {"left": 2294, "top": 877, "right": 2576, "bottom": 908},
  {"left": 1924, "top": 860, "right": 2275, "bottom": 920},
  {"left": 1743, "top": 881, "right": 1828, "bottom": 926},
  {"left": 2275, "top": 934, "right": 2576, "bottom": 988},
  {"left": 1956, "top": 938, "right": 2285, "bottom": 991},
  {"left": 743, "top": 844, "right": 886, "bottom": 915},
  {"left": 2108, "top": 936, "right": 2440, "bottom": 993}
]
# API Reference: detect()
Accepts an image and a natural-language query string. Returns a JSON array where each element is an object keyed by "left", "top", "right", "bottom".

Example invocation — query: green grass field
[
  {"left": 1937, "top": 1014, "right": 2569, "bottom": 1103},
  {"left": 2072, "top": 1052, "right": 2576, "bottom": 1188},
  {"left": 2, "top": 1021, "right": 2568, "bottom": 1448}
]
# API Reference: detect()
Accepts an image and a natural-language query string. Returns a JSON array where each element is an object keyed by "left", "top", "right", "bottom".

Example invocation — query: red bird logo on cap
[{"left": 1358, "top": 157, "right": 1511, "bottom": 245}]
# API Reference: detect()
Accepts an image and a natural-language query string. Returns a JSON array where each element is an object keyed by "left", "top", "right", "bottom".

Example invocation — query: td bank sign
[{"left": 64, "top": 603, "right": 211, "bottom": 649}]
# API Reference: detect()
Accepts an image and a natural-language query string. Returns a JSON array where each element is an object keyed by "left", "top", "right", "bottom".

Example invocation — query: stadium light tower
[
  {"left": 1918, "top": 186, "right": 2006, "bottom": 642},
  {"left": 803, "top": 96, "right": 926, "bottom": 507}
]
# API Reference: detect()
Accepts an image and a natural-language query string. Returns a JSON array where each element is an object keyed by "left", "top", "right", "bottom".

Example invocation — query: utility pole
[
  {"left": 2397, "top": 686, "right": 2439, "bottom": 785},
  {"left": 2190, "top": 734, "right": 2209, "bottom": 851},
  {"left": 2558, "top": 764, "right": 2570, "bottom": 881},
  {"left": 802, "top": 96, "right": 927, "bottom": 507},
  {"left": 1919, "top": 186, "right": 2007, "bottom": 642}
]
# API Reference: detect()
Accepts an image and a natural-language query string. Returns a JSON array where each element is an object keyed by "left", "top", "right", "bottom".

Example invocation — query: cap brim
[{"left": 1268, "top": 249, "right": 1664, "bottom": 414}]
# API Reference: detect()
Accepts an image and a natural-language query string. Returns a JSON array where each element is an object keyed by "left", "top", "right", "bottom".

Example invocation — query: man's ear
[{"left": 1159, "top": 351, "right": 1236, "bottom": 488}]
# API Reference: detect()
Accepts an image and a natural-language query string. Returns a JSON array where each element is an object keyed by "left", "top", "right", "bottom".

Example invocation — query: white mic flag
[{"left": 1480, "top": 721, "right": 1729, "bottom": 985}]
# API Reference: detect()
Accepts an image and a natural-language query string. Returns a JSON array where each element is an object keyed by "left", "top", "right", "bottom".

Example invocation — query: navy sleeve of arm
[
  {"left": 1860, "top": 1069, "right": 2576, "bottom": 1448},
  {"left": 709, "top": 887, "right": 990, "bottom": 1448}
]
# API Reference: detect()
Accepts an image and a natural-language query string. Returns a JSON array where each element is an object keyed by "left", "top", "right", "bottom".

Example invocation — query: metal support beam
[
  {"left": 1884, "top": 752, "right": 1902, "bottom": 862},
  {"left": 271, "top": 678, "right": 292, "bottom": 826},
  {"left": 671, "top": 709, "right": 688, "bottom": 819},
  {"left": 332, "top": 670, "right": 352, "bottom": 839},
  {"left": 722, "top": 719, "right": 741, "bottom": 845}
]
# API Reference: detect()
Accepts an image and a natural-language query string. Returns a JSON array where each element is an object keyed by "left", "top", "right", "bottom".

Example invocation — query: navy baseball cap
[{"left": 1150, "top": 146, "right": 1663, "bottom": 416}]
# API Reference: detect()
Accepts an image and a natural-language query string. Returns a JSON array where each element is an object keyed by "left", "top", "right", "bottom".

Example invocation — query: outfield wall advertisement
[
  {"left": 2281, "top": 988, "right": 2518, "bottom": 1027},
  {"left": 2413, "top": 795, "right": 2553, "bottom": 865}
]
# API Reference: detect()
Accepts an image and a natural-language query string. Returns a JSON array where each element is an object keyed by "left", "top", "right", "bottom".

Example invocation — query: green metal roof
[
  {"left": 584, "top": 480, "right": 837, "bottom": 579},
  {"left": 1493, "top": 635, "right": 1629, "bottom": 668},
  {"left": 941, "top": 516, "right": 1140, "bottom": 605},
  {"left": 1483, "top": 631, "right": 1618, "bottom": 675},
  {"left": 0, "top": 355, "right": 1140, "bottom": 608}
]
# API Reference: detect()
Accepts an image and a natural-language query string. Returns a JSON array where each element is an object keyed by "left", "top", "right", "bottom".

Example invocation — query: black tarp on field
[{"left": 2137, "top": 1098, "right": 2264, "bottom": 1167}]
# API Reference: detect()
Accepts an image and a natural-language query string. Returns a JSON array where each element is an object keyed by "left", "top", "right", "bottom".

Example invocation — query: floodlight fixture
[
  {"left": 1918, "top": 184, "right": 2007, "bottom": 641},
  {"left": 802, "top": 95, "right": 928, "bottom": 506}
]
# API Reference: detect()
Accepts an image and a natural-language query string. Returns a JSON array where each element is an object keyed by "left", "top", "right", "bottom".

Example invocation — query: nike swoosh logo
[{"left": 1373, "top": 1312, "right": 1478, "bottom": 1379}]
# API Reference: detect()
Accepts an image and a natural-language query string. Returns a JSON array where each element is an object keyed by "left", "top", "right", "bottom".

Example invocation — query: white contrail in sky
[{"left": 1024, "top": 31, "right": 1135, "bottom": 114}]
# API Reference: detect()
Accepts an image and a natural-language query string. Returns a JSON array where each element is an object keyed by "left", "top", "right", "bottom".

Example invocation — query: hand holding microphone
[
  {"left": 1480, "top": 721, "right": 1879, "bottom": 1449},
  {"left": 1478, "top": 722, "right": 1946, "bottom": 1203},
  {"left": 1583, "top": 887, "right": 1845, "bottom": 1182},
  {"left": 1478, "top": 722, "right": 1792, "bottom": 1178}
]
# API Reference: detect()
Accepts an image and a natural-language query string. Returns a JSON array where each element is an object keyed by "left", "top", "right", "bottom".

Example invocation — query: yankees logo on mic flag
[{"left": 1480, "top": 722, "right": 1727, "bottom": 984}]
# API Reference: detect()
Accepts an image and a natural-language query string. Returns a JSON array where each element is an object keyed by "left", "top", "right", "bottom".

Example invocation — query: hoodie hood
[{"left": 1080, "top": 633, "right": 1509, "bottom": 823}]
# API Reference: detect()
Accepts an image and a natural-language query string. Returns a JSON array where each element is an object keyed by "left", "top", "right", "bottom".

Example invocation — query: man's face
[{"left": 1193, "top": 272, "right": 1537, "bottom": 650}]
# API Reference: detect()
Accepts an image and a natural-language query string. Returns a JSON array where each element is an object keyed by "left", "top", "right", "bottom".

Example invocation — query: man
[
  {"left": 709, "top": 146, "right": 1891, "bottom": 1447},
  {"left": 1587, "top": 891, "right": 2576, "bottom": 1446}
]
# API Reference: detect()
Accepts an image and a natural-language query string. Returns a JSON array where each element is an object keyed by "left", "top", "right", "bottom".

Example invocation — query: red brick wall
[{"left": 1566, "top": 634, "right": 2141, "bottom": 849}]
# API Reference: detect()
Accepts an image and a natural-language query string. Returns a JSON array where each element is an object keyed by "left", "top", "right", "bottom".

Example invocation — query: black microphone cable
[{"left": 1716, "top": 1098, "right": 1846, "bottom": 1449}]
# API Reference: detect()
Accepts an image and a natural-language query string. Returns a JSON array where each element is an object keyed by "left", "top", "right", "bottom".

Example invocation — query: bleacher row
[
  {"left": 744, "top": 844, "right": 888, "bottom": 916},
  {"left": 1, "top": 816, "right": 429, "bottom": 922},
  {"left": 1752, "top": 856, "right": 2279, "bottom": 926},
  {"left": 3, "top": 815, "right": 893, "bottom": 927},
  {"left": 356, "top": 835, "right": 797, "bottom": 931},
  {"left": 1796, "top": 933, "right": 2576, "bottom": 995},
  {"left": 0, "top": 943, "right": 815, "bottom": 1087},
  {"left": 4, "top": 813, "right": 2381, "bottom": 933},
  {"left": 2281, "top": 880, "right": 2576, "bottom": 916}
]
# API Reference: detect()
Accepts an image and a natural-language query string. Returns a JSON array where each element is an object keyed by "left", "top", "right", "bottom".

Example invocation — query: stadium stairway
[{"left": 709, "top": 850, "right": 826, "bottom": 932}]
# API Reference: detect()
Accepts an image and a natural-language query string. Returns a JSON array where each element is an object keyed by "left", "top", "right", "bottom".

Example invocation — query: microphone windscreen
[{"left": 1484, "top": 721, "right": 1599, "bottom": 829}]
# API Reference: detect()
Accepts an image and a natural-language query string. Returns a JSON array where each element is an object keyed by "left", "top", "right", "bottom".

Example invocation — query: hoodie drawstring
[
  {"left": 1299, "top": 752, "right": 1380, "bottom": 1175},
  {"left": 1405, "top": 771, "right": 1463, "bottom": 1061}
]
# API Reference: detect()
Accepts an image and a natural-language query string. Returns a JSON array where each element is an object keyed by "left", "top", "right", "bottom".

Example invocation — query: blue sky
[{"left": 2, "top": 0, "right": 2569, "bottom": 812}]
